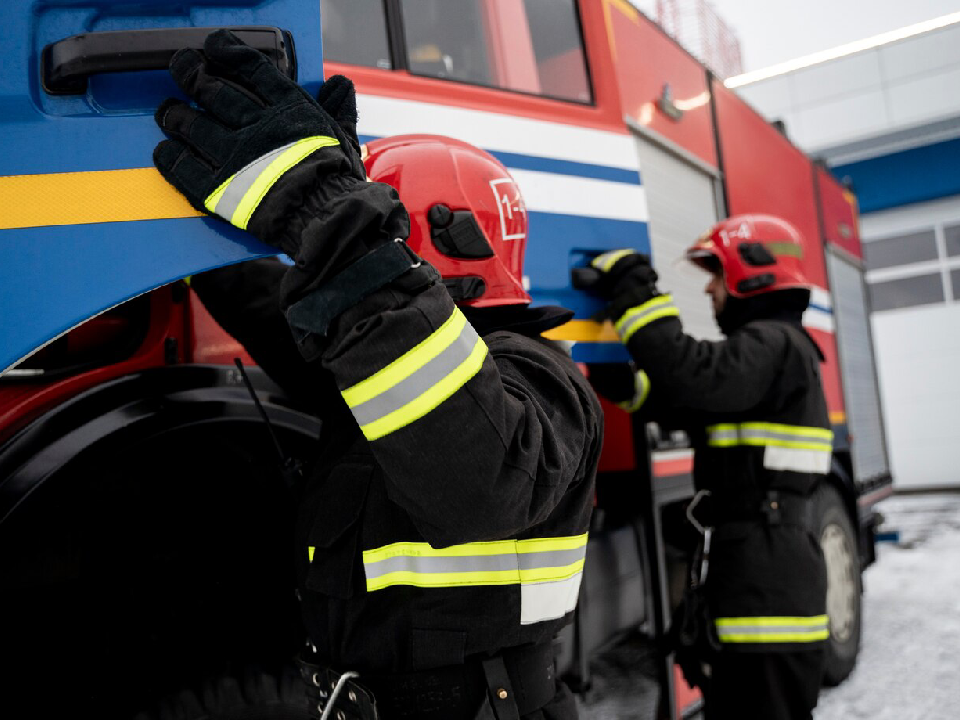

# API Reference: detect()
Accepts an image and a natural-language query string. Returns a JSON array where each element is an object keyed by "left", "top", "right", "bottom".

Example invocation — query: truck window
[
  {"left": 322, "top": 0, "right": 392, "bottom": 69},
  {"left": 399, "top": 0, "right": 591, "bottom": 103}
]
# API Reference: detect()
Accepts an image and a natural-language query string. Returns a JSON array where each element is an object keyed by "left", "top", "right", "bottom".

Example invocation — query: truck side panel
[{"left": 0, "top": 1, "right": 323, "bottom": 374}]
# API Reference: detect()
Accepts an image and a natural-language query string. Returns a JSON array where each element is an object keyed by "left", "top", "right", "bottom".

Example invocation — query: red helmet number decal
[{"left": 490, "top": 178, "right": 527, "bottom": 242}]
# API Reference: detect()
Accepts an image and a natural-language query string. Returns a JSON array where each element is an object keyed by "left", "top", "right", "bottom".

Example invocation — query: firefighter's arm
[
  {"left": 321, "top": 284, "right": 603, "bottom": 546},
  {"left": 190, "top": 258, "right": 332, "bottom": 406},
  {"left": 583, "top": 250, "right": 785, "bottom": 415},
  {"left": 619, "top": 307, "right": 787, "bottom": 414}
]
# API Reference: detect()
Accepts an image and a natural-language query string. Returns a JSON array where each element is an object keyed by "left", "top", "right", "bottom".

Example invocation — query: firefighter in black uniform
[
  {"left": 584, "top": 215, "right": 830, "bottom": 720},
  {"left": 152, "top": 31, "right": 602, "bottom": 720}
]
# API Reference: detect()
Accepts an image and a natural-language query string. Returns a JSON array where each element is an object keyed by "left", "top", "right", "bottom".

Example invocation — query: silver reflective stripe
[
  {"left": 349, "top": 320, "right": 481, "bottom": 428},
  {"left": 763, "top": 445, "right": 832, "bottom": 474},
  {"left": 363, "top": 552, "right": 518, "bottom": 582},
  {"left": 361, "top": 534, "right": 589, "bottom": 629},
  {"left": 205, "top": 136, "right": 339, "bottom": 229},
  {"left": 706, "top": 422, "right": 832, "bottom": 474},
  {"left": 212, "top": 142, "right": 295, "bottom": 220},
  {"left": 591, "top": 248, "right": 634, "bottom": 272},
  {"left": 521, "top": 573, "right": 583, "bottom": 625},
  {"left": 738, "top": 427, "right": 832, "bottom": 446},
  {"left": 615, "top": 295, "right": 680, "bottom": 342},
  {"left": 517, "top": 547, "right": 587, "bottom": 571}
]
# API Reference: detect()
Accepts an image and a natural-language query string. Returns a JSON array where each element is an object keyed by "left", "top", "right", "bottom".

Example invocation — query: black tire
[
  {"left": 134, "top": 666, "right": 311, "bottom": 720},
  {"left": 815, "top": 482, "right": 862, "bottom": 685}
]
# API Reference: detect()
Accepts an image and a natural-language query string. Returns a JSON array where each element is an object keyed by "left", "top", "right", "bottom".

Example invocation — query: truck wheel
[
  {"left": 816, "top": 483, "right": 861, "bottom": 685},
  {"left": 134, "top": 666, "right": 310, "bottom": 720}
]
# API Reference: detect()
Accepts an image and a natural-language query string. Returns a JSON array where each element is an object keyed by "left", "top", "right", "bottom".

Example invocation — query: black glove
[
  {"left": 588, "top": 249, "right": 659, "bottom": 300},
  {"left": 153, "top": 30, "right": 366, "bottom": 258}
]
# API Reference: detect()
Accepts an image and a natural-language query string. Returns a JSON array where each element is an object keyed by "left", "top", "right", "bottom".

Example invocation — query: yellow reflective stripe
[
  {"left": 203, "top": 136, "right": 340, "bottom": 229},
  {"left": 517, "top": 560, "right": 585, "bottom": 583},
  {"left": 715, "top": 615, "right": 830, "bottom": 644},
  {"left": 706, "top": 422, "right": 833, "bottom": 450},
  {"left": 343, "top": 308, "right": 466, "bottom": 408},
  {"left": 591, "top": 248, "right": 634, "bottom": 272},
  {"left": 718, "top": 631, "right": 829, "bottom": 643},
  {"left": 204, "top": 174, "right": 232, "bottom": 214},
  {"left": 358, "top": 336, "right": 487, "bottom": 441},
  {"left": 232, "top": 136, "right": 339, "bottom": 229},
  {"left": 361, "top": 533, "right": 589, "bottom": 592},
  {"left": 617, "top": 370, "right": 650, "bottom": 413},
  {"left": 716, "top": 615, "right": 829, "bottom": 627},
  {"left": 516, "top": 533, "right": 588, "bottom": 553},
  {"left": 362, "top": 534, "right": 589, "bottom": 564},
  {"left": 742, "top": 422, "right": 833, "bottom": 440},
  {"left": 363, "top": 539, "right": 516, "bottom": 563},
  {"left": 615, "top": 295, "right": 680, "bottom": 343}
]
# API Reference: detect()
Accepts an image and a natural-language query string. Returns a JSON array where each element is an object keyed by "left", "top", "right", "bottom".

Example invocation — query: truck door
[{"left": 0, "top": 1, "right": 323, "bottom": 374}]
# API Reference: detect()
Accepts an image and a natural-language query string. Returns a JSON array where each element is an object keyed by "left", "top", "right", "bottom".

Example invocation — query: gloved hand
[
  {"left": 153, "top": 29, "right": 366, "bottom": 258},
  {"left": 588, "top": 249, "right": 659, "bottom": 301}
]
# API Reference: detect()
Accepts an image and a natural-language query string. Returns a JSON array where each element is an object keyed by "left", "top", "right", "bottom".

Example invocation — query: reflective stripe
[
  {"left": 341, "top": 307, "right": 488, "bottom": 441},
  {"left": 521, "top": 573, "right": 583, "bottom": 625},
  {"left": 591, "top": 248, "right": 634, "bottom": 272},
  {"left": 617, "top": 370, "right": 650, "bottom": 413},
  {"left": 205, "top": 135, "right": 340, "bottom": 229},
  {"left": 763, "top": 445, "right": 832, "bottom": 474},
  {"left": 707, "top": 422, "right": 833, "bottom": 449},
  {"left": 615, "top": 295, "right": 680, "bottom": 342},
  {"left": 706, "top": 422, "right": 833, "bottom": 474},
  {"left": 360, "top": 534, "right": 588, "bottom": 624},
  {"left": 715, "top": 615, "right": 829, "bottom": 644}
]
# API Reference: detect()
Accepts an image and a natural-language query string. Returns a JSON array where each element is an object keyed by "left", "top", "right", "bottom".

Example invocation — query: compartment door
[{"left": 0, "top": 1, "right": 323, "bottom": 373}]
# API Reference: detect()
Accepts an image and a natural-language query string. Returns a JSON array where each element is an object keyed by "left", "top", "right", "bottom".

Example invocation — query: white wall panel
[
  {"left": 871, "top": 304, "right": 960, "bottom": 488},
  {"left": 879, "top": 24, "right": 960, "bottom": 83},
  {"left": 886, "top": 65, "right": 960, "bottom": 127},
  {"left": 790, "top": 50, "right": 883, "bottom": 106},
  {"left": 795, "top": 90, "right": 890, "bottom": 148}
]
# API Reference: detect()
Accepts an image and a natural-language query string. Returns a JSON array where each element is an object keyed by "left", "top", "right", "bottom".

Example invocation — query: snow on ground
[{"left": 814, "top": 493, "right": 960, "bottom": 720}]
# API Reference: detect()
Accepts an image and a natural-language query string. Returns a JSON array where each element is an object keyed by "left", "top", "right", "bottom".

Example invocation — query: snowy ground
[
  {"left": 814, "top": 492, "right": 960, "bottom": 720},
  {"left": 578, "top": 492, "right": 960, "bottom": 719}
]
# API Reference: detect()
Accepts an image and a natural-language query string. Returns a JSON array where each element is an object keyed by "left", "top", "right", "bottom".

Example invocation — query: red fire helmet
[
  {"left": 686, "top": 214, "right": 811, "bottom": 298},
  {"left": 362, "top": 134, "right": 531, "bottom": 307}
]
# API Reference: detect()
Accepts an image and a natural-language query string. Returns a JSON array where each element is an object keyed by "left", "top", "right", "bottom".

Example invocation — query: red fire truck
[{"left": 0, "top": 1, "right": 891, "bottom": 718}]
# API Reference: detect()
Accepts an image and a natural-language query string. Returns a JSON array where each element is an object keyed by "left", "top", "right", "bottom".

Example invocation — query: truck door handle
[{"left": 42, "top": 26, "right": 297, "bottom": 95}]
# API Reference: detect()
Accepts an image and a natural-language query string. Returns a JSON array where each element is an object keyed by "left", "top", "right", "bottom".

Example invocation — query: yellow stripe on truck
[{"left": 0, "top": 168, "right": 202, "bottom": 230}]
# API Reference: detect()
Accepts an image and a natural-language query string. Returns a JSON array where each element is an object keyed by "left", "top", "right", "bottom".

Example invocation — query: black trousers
[{"left": 704, "top": 649, "right": 824, "bottom": 720}]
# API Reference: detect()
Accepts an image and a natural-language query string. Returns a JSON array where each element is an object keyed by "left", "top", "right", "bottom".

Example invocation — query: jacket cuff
[{"left": 614, "top": 294, "right": 680, "bottom": 343}]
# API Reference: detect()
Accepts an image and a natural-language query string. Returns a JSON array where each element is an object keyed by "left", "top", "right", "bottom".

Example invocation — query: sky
[
  {"left": 715, "top": 0, "right": 960, "bottom": 72},
  {"left": 630, "top": 0, "right": 960, "bottom": 72}
]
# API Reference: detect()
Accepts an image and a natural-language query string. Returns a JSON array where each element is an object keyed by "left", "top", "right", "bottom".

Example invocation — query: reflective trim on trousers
[{"left": 715, "top": 615, "right": 830, "bottom": 644}]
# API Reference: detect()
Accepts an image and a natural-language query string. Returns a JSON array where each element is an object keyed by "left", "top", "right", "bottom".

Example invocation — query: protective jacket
[
  {"left": 192, "top": 256, "right": 602, "bottom": 718},
  {"left": 614, "top": 292, "right": 829, "bottom": 654}
]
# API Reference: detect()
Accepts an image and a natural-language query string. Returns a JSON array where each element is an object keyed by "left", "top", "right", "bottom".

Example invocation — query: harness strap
[{"left": 300, "top": 642, "right": 557, "bottom": 720}]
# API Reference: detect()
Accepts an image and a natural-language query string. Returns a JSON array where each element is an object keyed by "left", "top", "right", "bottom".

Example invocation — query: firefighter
[
  {"left": 153, "top": 31, "right": 602, "bottom": 720},
  {"left": 584, "top": 216, "right": 829, "bottom": 720}
]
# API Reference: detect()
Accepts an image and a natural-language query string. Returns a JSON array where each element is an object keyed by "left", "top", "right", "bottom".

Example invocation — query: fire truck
[{"left": 0, "top": 1, "right": 892, "bottom": 718}]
